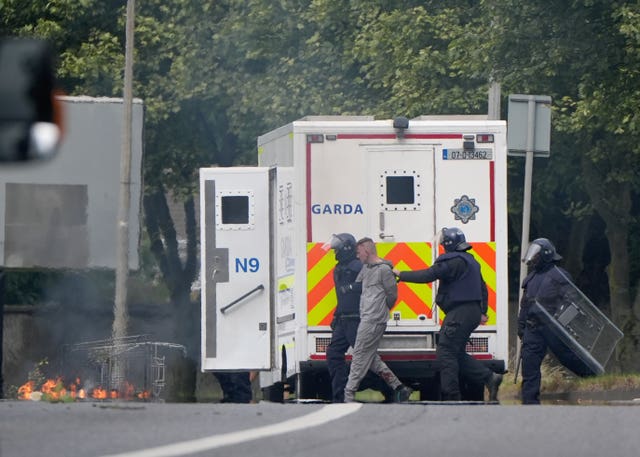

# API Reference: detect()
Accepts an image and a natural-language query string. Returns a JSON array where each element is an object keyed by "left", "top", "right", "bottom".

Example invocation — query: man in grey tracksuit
[{"left": 343, "top": 237, "right": 413, "bottom": 403}]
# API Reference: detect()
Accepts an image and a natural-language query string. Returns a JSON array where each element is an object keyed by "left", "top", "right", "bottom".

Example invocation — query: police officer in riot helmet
[
  {"left": 332, "top": 233, "right": 358, "bottom": 264},
  {"left": 441, "top": 226, "right": 471, "bottom": 253},
  {"left": 394, "top": 227, "right": 503, "bottom": 402},
  {"left": 518, "top": 237, "right": 575, "bottom": 404},
  {"left": 324, "top": 233, "right": 395, "bottom": 402},
  {"left": 522, "top": 238, "right": 562, "bottom": 272}
]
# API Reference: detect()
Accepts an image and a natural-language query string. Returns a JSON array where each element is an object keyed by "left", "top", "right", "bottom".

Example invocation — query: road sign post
[{"left": 508, "top": 94, "right": 552, "bottom": 380}]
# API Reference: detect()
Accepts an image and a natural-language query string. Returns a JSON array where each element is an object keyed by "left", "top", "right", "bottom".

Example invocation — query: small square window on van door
[
  {"left": 377, "top": 170, "right": 421, "bottom": 212},
  {"left": 216, "top": 189, "right": 255, "bottom": 230},
  {"left": 386, "top": 175, "right": 415, "bottom": 205},
  {"left": 221, "top": 195, "right": 249, "bottom": 224}
]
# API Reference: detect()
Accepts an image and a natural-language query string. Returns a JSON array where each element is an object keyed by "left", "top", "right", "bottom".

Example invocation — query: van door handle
[
  {"left": 379, "top": 212, "right": 394, "bottom": 239},
  {"left": 210, "top": 249, "right": 229, "bottom": 283},
  {"left": 220, "top": 284, "right": 265, "bottom": 314}
]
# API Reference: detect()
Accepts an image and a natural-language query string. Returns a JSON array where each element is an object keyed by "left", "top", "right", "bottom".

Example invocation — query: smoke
[{"left": 4, "top": 269, "right": 186, "bottom": 395}]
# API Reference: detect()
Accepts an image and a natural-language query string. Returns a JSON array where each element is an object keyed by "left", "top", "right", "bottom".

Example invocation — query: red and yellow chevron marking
[
  {"left": 307, "top": 243, "right": 338, "bottom": 326},
  {"left": 377, "top": 242, "right": 433, "bottom": 319},
  {"left": 306, "top": 242, "right": 435, "bottom": 326},
  {"left": 435, "top": 242, "right": 497, "bottom": 325}
]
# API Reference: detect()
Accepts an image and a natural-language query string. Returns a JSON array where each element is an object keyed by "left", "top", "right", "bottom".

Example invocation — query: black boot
[
  {"left": 394, "top": 385, "right": 413, "bottom": 402},
  {"left": 486, "top": 373, "right": 503, "bottom": 402}
]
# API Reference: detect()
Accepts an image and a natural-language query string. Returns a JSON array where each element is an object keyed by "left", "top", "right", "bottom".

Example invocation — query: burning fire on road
[
  {"left": 17, "top": 377, "right": 151, "bottom": 402},
  {"left": 13, "top": 336, "right": 186, "bottom": 402}
]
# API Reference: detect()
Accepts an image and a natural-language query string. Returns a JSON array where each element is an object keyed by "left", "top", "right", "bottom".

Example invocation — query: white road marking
[{"left": 101, "top": 403, "right": 362, "bottom": 457}]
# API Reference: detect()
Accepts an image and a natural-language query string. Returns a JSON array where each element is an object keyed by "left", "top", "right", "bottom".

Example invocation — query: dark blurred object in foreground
[{"left": 0, "top": 37, "right": 61, "bottom": 161}]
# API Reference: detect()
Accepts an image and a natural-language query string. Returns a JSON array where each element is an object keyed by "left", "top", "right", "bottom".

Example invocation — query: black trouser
[
  {"left": 326, "top": 314, "right": 394, "bottom": 402},
  {"left": 521, "top": 325, "right": 546, "bottom": 404},
  {"left": 521, "top": 319, "right": 592, "bottom": 404},
  {"left": 437, "top": 303, "right": 493, "bottom": 401},
  {"left": 214, "top": 372, "right": 252, "bottom": 403}
]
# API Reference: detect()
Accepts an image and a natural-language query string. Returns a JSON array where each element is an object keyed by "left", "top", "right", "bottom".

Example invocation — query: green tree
[{"left": 482, "top": 0, "right": 640, "bottom": 370}]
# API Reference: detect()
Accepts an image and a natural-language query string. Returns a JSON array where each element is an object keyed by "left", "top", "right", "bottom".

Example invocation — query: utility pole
[
  {"left": 113, "top": 0, "right": 135, "bottom": 381},
  {"left": 488, "top": 80, "right": 501, "bottom": 120}
]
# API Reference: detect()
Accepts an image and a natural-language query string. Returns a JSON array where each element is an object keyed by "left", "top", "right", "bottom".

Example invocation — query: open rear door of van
[{"left": 200, "top": 167, "right": 274, "bottom": 371}]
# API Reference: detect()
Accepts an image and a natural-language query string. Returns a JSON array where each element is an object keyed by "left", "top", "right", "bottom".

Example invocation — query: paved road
[{"left": 1, "top": 400, "right": 639, "bottom": 457}]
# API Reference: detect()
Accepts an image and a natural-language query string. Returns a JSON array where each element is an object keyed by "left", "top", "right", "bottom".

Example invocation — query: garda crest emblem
[{"left": 450, "top": 195, "right": 479, "bottom": 224}]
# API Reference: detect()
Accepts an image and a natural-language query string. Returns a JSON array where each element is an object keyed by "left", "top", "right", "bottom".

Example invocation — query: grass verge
[{"left": 499, "top": 356, "right": 640, "bottom": 401}]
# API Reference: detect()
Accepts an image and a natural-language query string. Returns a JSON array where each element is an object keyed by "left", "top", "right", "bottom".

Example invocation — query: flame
[
  {"left": 18, "top": 377, "right": 151, "bottom": 401},
  {"left": 18, "top": 380, "right": 35, "bottom": 400},
  {"left": 92, "top": 386, "right": 108, "bottom": 399},
  {"left": 137, "top": 390, "right": 151, "bottom": 400},
  {"left": 41, "top": 377, "right": 63, "bottom": 400}
]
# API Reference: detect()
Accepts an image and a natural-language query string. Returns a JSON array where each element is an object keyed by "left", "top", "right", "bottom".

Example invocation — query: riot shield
[{"left": 530, "top": 267, "right": 623, "bottom": 377}]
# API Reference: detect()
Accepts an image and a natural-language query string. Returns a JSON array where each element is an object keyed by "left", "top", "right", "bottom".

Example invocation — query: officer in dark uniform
[
  {"left": 393, "top": 227, "right": 503, "bottom": 401},
  {"left": 518, "top": 238, "right": 575, "bottom": 404},
  {"left": 324, "top": 233, "right": 395, "bottom": 403}
]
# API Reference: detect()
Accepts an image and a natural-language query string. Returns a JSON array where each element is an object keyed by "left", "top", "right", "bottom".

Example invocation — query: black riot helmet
[
  {"left": 323, "top": 233, "right": 357, "bottom": 263},
  {"left": 440, "top": 227, "right": 471, "bottom": 252},
  {"left": 523, "top": 238, "right": 562, "bottom": 270}
]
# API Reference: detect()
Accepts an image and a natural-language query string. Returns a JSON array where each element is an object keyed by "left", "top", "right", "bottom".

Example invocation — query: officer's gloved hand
[
  {"left": 339, "top": 283, "right": 361, "bottom": 295},
  {"left": 330, "top": 316, "right": 338, "bottom": 331},
  {"left": 339, "top": 283, "right": 355, "bottom": 294},
  {"left": 517, "top": 321, "right": 525, "bottom": 338}
]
